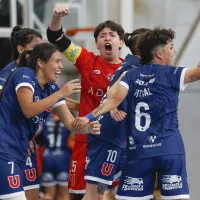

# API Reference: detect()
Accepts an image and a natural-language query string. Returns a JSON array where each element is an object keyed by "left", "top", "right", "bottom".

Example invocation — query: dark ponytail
[
  {"left": 124, "top": 28, "right": 150, "bottom": 55},
  {"left": 18, "top": 50, "right": 34, "bottom": 69},
  {"left": 11, "top": 25, "right": 42, "bottom": 60}
]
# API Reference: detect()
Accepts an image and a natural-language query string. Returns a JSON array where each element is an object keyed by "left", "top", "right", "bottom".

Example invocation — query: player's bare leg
[
  {"left": 57, "top": 185, "right": 71, "bottom": 200},
  {"left": 84, "top": 183, "right": 102, "bottom": 200},
  {"left": 41, "top": 186, "right": 56, "bottom": 200},
  {"left": 103, "top": 188, "right": 116, "bottom": 200},
  {"left": 25, "top": 188, "right": 39, "bottom": 200}
]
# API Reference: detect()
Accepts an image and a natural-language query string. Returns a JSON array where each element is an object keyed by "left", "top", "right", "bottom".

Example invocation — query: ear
[
  {"left": 17, "top": 45, "right": 25, "bottom": 55},
  {"left": 37, "top": 59, "right": 43, "bottom": 68},
  {"left": 95, "top": 40, "right": 100, "bottom": 50},
  {"left": 155, "top": 49, "right": 163, "bottom": 60},
  {"left": 119, "top": 40, "right": 124, "bottom": 49}
]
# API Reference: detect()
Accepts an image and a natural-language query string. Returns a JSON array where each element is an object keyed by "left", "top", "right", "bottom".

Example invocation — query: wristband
[{"left": 85, "top": 113, "right": 95, "bottom": 121}]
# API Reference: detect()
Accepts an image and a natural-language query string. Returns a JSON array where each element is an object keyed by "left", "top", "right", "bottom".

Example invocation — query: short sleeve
[
  {"left": 119, "top": 70, "right": 130, "bottom": 90},
  {"left": 48, "top": 83, "right": 66, "bottom": 109},
  {"left": 13, "top": 68, "right": 36, "bottom": 93},
  {"left": 167, "top": 67, "right": 188, "bottom": 91}
]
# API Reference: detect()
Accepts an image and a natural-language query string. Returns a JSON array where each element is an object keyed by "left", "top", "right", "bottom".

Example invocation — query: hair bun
[{"left": 11, "top": 26, "right": 22, "bottom": 43}]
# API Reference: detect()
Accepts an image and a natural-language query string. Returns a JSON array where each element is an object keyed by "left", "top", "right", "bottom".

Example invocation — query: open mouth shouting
[{"left": 105, "top": 43, "right": 112, "bottom": 51}]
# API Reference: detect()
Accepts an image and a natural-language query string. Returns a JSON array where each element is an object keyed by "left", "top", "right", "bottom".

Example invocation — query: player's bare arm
[
  {"left": 49, "top": 4, "right": 70, "bottom": 32},
  {"left": 184, "top": 62, "right": 200, "bottom": 83},
  {"left": 107, "top": 73, "right": 127, "bottom": 121},
  {"left": 65, "top": 98, "right": 80, "bottom": 111},
  {"left": 54, "top": 104, "right": 100, "bottom": 135},
  {"left": 107, "top": 73, "right": 124, "bottom": 99},
  {"left": 17, "top": 79, "right": 81, "bottom": 118},
  {"left": 73, "top": 85, "right": 128, "bottom": 130}
]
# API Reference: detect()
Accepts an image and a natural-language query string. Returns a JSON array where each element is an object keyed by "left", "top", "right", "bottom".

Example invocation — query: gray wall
[{"left": 179, "top": 82, "right": 200, "bottom": 200}]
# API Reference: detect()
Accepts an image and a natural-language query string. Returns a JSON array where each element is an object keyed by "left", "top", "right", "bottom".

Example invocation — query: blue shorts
[
  {"left": 23, "top": 152, "right": 39, "bottom": 191},
  {"left": 0, "top": 153, "right": 25, "bottom": 199},
  {"left": 116, "top": 154, "right": 190, "bottom": 200},
  {"left": 85, "top": 135, "right": 127, "bottom": 185},
  {"left": 41, "top": 149, "right": 71, "bottom": 186}
]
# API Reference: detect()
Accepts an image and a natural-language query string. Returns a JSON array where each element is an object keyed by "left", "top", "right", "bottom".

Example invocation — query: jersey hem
[
  {"left": 23, "top": 184, "right": 40, "bottom": 190},
  {"left": 116, "top": 194, "right": 153, "bottom": 200},
  {"left": 68, "top": 189, "right": 86, "bottom": 194},
  {"left": 0, "top": 191, "right": 25, "bottom": 199}
]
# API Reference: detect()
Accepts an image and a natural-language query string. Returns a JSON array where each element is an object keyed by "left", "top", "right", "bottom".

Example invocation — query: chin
[{"left": 50, "top": 78, "right": 57, "bottom": 83}]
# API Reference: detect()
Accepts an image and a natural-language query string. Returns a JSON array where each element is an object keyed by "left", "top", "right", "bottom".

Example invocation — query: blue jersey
[
  {"left": 0, "top": 67, "right": 65, "bottom": 162},
  {"left": 0, "top": 60, "right": 18, "bottom": 89},
  {"left": 94, "top": 54, "right": 140, "bottom": 148},
  {"left": 120, "top": 64, "right": 187, "bottom": 159},
  {"left": 43, "top": 114, "right": 71, "bottom": 152}
]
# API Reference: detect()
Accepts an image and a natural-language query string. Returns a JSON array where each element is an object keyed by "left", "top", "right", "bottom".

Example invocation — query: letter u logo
[
  {"left": 7, "top": 175, "right": 20, "bottom": 188},
  {"left": 101, "top": 162, "right": 114, "bottom": 176},
  {"left": 25, "top": 168, "right": 37, "bottom": 181}
]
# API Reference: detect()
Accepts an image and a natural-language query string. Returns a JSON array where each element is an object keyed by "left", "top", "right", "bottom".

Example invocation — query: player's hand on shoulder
[
  {"left": 73, "top": 117, "right": 89, "bottom": 131},
  {"left": 110, "top": 108, "right": 127, "bottom": 122},
  {"left": 88, "top": 121, "right": 101, "bottom": 135},
  {"left": 60, "top": 79, "right": 81, "bottom": 97},
  {"left": 53, "top": 4, "right": 70, "bottom": 17}
]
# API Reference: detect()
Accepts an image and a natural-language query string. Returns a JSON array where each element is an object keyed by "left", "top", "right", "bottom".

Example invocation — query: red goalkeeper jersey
[{"left": 63, "top": 43, "right": 122, "bottom": 142}]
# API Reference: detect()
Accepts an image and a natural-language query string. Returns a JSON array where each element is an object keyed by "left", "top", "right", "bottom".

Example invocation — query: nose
[
  {"left": 59, "top": 62, "right": 63, "bottom": 69},
  {"left": 105, "top": 34, "right": 110, "bottom": 41}
]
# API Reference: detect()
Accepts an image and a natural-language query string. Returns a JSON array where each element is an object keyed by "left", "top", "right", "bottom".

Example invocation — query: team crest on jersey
[
  {"left": 128, "top": 136, "right": 136, "bottom": 150},
  {"left": 34, "top": 96, "right": 40, "bottom": 101},
  {"left": 161, "top": 175, "right": 183, "bottom": 190},
  {"left": 107, "top": 73, "right": 113, "bottom": 81},
  {"left": 122, "top": 176, "right": 144, "bottom": 191}
]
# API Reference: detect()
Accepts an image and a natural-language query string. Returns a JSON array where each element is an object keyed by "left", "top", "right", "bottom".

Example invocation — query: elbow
[
  {"left": 22, "top": 109, "right": 36, "bottom": 119},
  {"left": 24, "top": 112, "right": 34, "bottom": 119}
]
